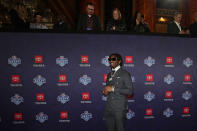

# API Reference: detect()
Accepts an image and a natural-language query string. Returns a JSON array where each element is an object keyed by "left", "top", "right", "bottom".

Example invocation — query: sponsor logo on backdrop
[
  {"left": 182, "top": 91, "right": 192, "bottom": 100},
  {"left": 102, "top": 74, "right": 108, "bottom": 85},
  {"left": 144, "top": 56, "right": 155, "bottom": 67},
  {"left": 145, "top": 74, "right": 155, "bottom": 85},
  {"left": 124, "top": 56, "right": 134, "bottom": 67},
  {"left": 11, "top": 94, "right": 24, "bottom": 105},
  {"left": 14, "top": 113, "right": 23, "bottom": 121},
  {"left": 35, "top": 93, "right": 46, "bottom": 104},
  {"left": 33, "top": 75, "right": 46, "bottom": 86},
  {"left": 10, "top": 75, "right": 23, "bottom": 87},
  {"left": 33, "top": 55, "right": 45, "bottom": 67},
  {"left": 79, "top": 55, "right": 90, "bottom": 67},
  {"left": 144, "top": 108, "right": 154, "bottom": 119},
  {"left": 127, "top": 95, "right": 135, "bottom": 102},
  {"left": 164, "top": 91, "right": 173, "bottom": 101},
  {"left": 144, "top": 91, "right": 155, "bottom": 102},
  {"left": 8, "top": 56, "right": 21, "bottom": 67},
  {"left": 57, "top": 93, "right": 70, "bottom": 104},
  {"left": 59, "top": 111, "right": 70, "bottom": 123},
  {"left": 126, "top": 110, "right": 135, "bottom": 119},
  {"left": 56, "top": 56, "right": 68, "bottom": 67},
  {"left": 101, "top": 56, "right": 110, "bottom": 67},
  {"left": 13, "top": 113, "right": 24, "bottom": 124},
  {"left": 183, "top": 74, "right": 192, "bottom": 85},
  {"left": 79, "top": 75, "right": 92, "bottom": 85},
  {"left": 183, "top": 57, "right": 193, "bottom": 68},
  {"left": 81, "top": 111, "right": 92, "bottom": 121},
  {"left": 36, "top": 112, "right": 48, "bottom": 123},
  {"left": 164, "top": 74, "right": 174, "bottom": 85},
  {"left": 165, "top": 56, "right": 174, "bottom": 67},
  {"left": 81, "top": 92, "right": 91, "bottom": 103},
  {"left": 182, "top": 107, "right": 191, "bottom": 117},
  {"left": 163, "top": 108, "right": 173, "bottom": 118},
  {"left": 57, "top": 74, "right": 68, "bottom": 86}
]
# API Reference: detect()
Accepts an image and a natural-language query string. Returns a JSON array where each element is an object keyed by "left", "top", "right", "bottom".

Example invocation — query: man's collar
[
  {"left": 112, "top": 65, "right": 121, "bottom": 72},
  {"left": 174, "top": 21, "right": 180, "bottom": 25},
  {"left": 88, "top": 14, "right": 92, "bottom": 17}
]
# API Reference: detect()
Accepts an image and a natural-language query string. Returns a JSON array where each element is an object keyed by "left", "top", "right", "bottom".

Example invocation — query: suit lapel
[{"left": 113, "top": 68, "right": 122, "bottom": 78}]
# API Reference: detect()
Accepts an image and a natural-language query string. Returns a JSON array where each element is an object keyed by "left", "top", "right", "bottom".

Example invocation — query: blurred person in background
[
  {"left": 77, "top": 2, "right": 101, "bottom": 31},
  {"left": 167, "top": 12, "right": 186, "bottom": 34},
  {"left": 130, "top": 11, "right": 147, "bottom": 33},
  {"left": 189, "top": 12, "right": 197, "bottom": 35},
  {"left": 53, "top": 15, "right": 70, "bottom": 31},
  {"left": 9, "top": 9, "right": 29, "bottom": 30},
  {"left": 141, "top": 14, "right": 150, "bottom": 32},
  {"left": 30, "top": 12, "right": 48, "bottom": 29},
  {"left": 106, "top": 8, "right": 127, "bottom": 32}
]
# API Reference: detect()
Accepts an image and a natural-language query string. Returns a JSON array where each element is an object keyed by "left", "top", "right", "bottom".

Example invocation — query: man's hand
[
  {"left": 103, "top": 86, "right": 113, "bottom": 95},
  {"left": 112, "top": 26, "right": 116, "bottom": 30},
  {"left": 179, "top": 30, "right": 185, "bottom": 34}
]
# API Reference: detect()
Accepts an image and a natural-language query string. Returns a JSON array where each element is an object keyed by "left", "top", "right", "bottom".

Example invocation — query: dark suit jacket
[
  {"left": 77, "top": 14, "right": 101, "bottom": 31},
  {"left": 167, "top": 21, "right": 182, "bottom": 34},
  {"left": 189, "top": 22, "right": 197, "bottom": 34},
  {"left": 105, "top": 68, "right": 133, "bottom": 112}
]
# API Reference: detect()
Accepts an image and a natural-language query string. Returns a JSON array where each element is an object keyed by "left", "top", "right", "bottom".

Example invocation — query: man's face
[
  {"left": 113, "top": 10, "right": 119, "bottom": 20},
  {"left": 108, "top": 55, "right": 121, "bottom": 69},
  {"left": 136, "top": 13, "right": 141, "bottom": 21},
  {"left": 36, "top": 15, "right": 42, "bottom": 23},
  {"left": 174, "top": 14, "right": 182, "bottom": 23},
  {"left": 86, "top": 5, "right": 94, "bottom": 15}
]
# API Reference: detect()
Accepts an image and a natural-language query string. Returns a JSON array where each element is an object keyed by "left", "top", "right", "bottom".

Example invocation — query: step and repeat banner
[{"left": 0, "top": 32, "right": 197, "bottom": 131}]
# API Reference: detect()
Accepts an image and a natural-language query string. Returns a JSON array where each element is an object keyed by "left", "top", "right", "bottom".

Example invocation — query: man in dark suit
[
  {"left": 168, "top": 12, "right": 185, "bottom": 34},
  {"left": 103, "top": 53, "right": 133, "bottom": 131},
  {"left": 189, "top": 12, "right": 197, "bottom": 35},
  {"left": 77, "top": 2, "right": 101, "bottom": 31}
]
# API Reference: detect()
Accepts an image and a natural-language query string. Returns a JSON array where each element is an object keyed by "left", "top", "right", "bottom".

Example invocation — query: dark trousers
[{"left": 105, "top": 110, "right": 126, "bottom": 131}]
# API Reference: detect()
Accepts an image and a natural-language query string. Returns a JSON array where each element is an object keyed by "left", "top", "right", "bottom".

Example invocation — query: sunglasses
[{"left": 108, "top": 57, "right": 118, "bottom": 61}]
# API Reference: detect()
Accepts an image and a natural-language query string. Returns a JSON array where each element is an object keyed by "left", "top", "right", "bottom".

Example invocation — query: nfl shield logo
[
  {"left": 79, "top": 75, "right": 92, "bottom": 85},
  {"left": 81, "top": 111, "right": 92, "bottom": 121},
  {"left": 36, "top": 112, "right": 48, "bottom": 123},
  {"left": 163, "top": 108, "right": 173, "bottom": 118},
  {"left": 164, "top": 74, "right": 174, "bottom": 84},
  {"left": 57, "top": 93, "right": 70, "bottom": 104},
  {"left": 56, "top": 56, "right": 68, "bottom": 67},
  {"left": 144, "top": 56, "right": 155, "bottom": 67},
  {"left": 33, "top": 75, "right": 46, "bottom": 86},
  {"left": 144, "top": 91, "right": 155, "bottom": 102},
  {"left": 182, "top": 91, "right": 192, "bottom": 100},
  {"left": 126, "top": 110, "right": 135, "bottom": 119},
  {"left": 8, "top": 56, "right": 21, "bottom": 67},
  {"left": 101, "top": 56, "right": 110, "bottom": 67},
  {"left": 183, "top": 57, "right": 193, "bottom": 68},
  {"left": 11, "top": 94, "right": 24, "bottom": 105}
]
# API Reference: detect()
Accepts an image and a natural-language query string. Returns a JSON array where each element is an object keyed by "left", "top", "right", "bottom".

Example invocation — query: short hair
[
  {"left": 34, "top": 12, "right": 41, "bottom": 17},
  {"left": 112, "top": 8, "right": 122, "bottom": 20},
  {"left": 109, "top": 53, "right": 123, "bottom": 66},
  {"left": 174, "top": 12, "right": 182, "bottom": 17},
  {"left": 86, "top": 2, "right": 94, "bottom": 7}
]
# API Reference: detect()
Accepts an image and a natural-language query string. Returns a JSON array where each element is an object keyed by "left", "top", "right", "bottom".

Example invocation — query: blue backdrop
[{"left": 0, "top": 32, "right": 197, "bottom": 131}]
